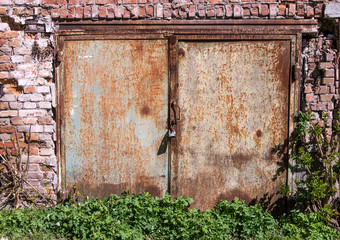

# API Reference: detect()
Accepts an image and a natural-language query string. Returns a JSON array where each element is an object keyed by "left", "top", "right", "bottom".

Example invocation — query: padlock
[{"left": 169, "top": 122, "right": 176, "bottom": 138}]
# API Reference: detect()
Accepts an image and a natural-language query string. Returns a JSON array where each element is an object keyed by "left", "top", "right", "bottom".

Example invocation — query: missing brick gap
[{"left": 0, "top": 16, "right": 25, "bottom": 31}]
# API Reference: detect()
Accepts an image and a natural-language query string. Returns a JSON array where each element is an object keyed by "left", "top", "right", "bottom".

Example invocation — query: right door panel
[{"left": 172, "top": 40, "right": 291, "bottom": 210}]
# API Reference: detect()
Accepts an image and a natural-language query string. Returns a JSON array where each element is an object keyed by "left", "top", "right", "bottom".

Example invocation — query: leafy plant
[
  {"left": 0, "top": 194, "right": 339, "bottom": 239},
  {"left": 274, "top": 109, "right": 340, "bottom": 222}
]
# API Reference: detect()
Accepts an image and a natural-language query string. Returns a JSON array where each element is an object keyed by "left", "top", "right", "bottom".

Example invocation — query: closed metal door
[
  {"left": 61, "top": 39, "right": 169, "bottom": 197},
  {"left": 171, "top": 40, "right": 291, "bottom": 209}
]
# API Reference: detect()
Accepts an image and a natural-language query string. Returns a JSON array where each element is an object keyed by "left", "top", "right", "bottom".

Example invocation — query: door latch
[{"left": 169, "top": 101, "right": 180, "bottom": 138}]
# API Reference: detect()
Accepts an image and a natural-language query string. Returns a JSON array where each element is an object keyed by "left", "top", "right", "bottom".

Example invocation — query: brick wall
[
  {"left": 302, "top": 30, "right": 339, "bottom": 140},
  {"left": 0, "top": 0, "right": 338, "bottom": 202}
]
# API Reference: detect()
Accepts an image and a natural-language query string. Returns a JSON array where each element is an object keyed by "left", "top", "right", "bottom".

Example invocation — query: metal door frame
[{"left": 55, "top": 20, "right": 317, "bottom": 195}]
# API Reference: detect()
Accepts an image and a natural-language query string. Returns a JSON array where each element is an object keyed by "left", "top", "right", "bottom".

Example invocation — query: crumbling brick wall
[{"left": 0, "top": 0, "right": 338, "bottom": 202}]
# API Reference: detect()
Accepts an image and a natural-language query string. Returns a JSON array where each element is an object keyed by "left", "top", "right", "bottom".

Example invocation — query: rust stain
[
  {"left": 216, "top": 189, "right": 251, "bottom": 203},
  {"left": 140, "top": 105, "right": 151, "bottom": 116},
  {"left": 178, "top": 48, "right": 185, "bottom": 57},
  {"left": 256, "top": 129, "right": 262, "bottom": 138}
]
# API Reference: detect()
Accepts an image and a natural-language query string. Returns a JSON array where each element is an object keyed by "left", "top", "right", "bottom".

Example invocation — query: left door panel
[{"left": 61, "top": 39, "right": 169, "bottom": 198}]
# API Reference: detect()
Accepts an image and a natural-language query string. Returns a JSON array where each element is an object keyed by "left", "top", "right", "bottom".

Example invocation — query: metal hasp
[{"left": 56, "top": 20, "right": 317, "bottom": 208}]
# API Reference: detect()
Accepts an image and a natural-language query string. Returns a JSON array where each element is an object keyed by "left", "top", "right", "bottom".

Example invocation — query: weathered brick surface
[{"left": 0, "top": 0, "right": 338, "bottom": 203}]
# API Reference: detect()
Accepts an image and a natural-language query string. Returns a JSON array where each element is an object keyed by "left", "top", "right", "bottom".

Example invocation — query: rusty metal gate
[{"left": 57, "top": 21, "right": 315, "bottom": 208}]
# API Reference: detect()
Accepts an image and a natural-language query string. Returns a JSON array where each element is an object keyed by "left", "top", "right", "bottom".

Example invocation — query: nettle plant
[{"left": 276, "top": 109, "right": 340, "bottom": 221}]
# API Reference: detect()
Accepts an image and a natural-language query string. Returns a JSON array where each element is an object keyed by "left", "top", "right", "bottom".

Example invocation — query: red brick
[
  {"left": 0, "top": 31, "right": 18, "bottom": 39},
  {"left": 9, "top": 39, "right": 21, "bottom": 47},
  {"left": 304, "top": 85, "right": 312, "bottom": 93},
  {"left": 0, "top": 126, "right": 15, "bottom": 133},
  {"left": 216, "top": 5, "right": 224, "bottom": 18},
  {"left": 0, "top": 102, "right": 8, "bottom": 110},
  {"left": 325, "top": 53, "right": 335, "bottom": 62},
  {"left": 328, "top": 102, "right": 334, "bottom": 110},
  {"left": 330, "top": 86, "right": 335, "bottom": 94},
  {"left": 197, "top": 4, "right": 204, "bottom": 18},
  {"left": 51, "top": 7, "right": 59, "bottom": 19},
  {"left": 260, "top": 4, "right": 269, "bottom": 16},
  {"left": 288, "top": 3, "right": 296, "bottom": 16},
  {"left": 60, "top": 6, "right": 67, "bottom": 19},
  {"left": 297, "top": 4, "right": 304, "bottom": 16},
  {"left": 75, "top": 6, "right": 83, "bottom": 19},
  {"left": 233, "top": 5, "right": 241, "bottom": 18},
  {"left": 67, "top": 6, "right": 75, "bottom": 19},
  {"left": 68, "top": 0, "right": 77, "bottom": 4},
  {"left": 314, "top": 86, "right": 328, "bottom": 94},
  {"left": 123, "top": 7, "right": 130, "bottom": 18},
  {"left": 107, "top": 6, "right": 115, "bottom": 18},
  {"left": 312, "top": 120, "right": 324, "bottom": 127},
  {"left": 319, "top": 62, "right": 333, "bottom": 69},
  {"left": 23, "top": 118, "right": 37, "bottom": 125},
  {"left": 10, "top": 118, "right": 23, "bottom": 125},
  {"left": 179, "top": 5, "right": 187, "bottom": 19},
  {"left": 0, "top": 72, "right": 8, "bottom": 79},
  {"left": 320, "top": 94, "right": 333, "bottom": 102},
  {"left": 25, "top": 8, "right": 34, "bottom": 16},
  {"left": 251, "top": 4, "right": 259, "bottom": 16},
  {"left": 96, "top": 0, "right": 107, "bottom": 4},
  {"left": 38, "top": 117, "right": 53, "bottom": 125},
  {"left": 13, "top": 7, "right": 24, "bottom": 15},
  {"left": 11, "top": 133, "right": 24, "bottom": 140},
  {"left": 123, "top": 0, "right": 136, "bottom": 3},
  {"left": 29, "top": 133, "right": 39, "bottom": 141},
  {"left": 306, "top": 5, "right": 313, "bottom": 18},
  {"left": 311, "top": 103, "right": 327, "bottom": 111},
  {"left": 278, "top": 4, "right": 286, "bottom": 16},
  {"left": 314, "top": 4, "right": 322, "bottom": 18},
  {"left": 324, "top": 69, "right": 334, "bottom": 78},
  {"left": 57, "top": 0, "right": 67, "bottom": 3},
  {"left": 146, "top": 5, "right": 153, "bottom": 18},
  {"left": 0, "top": 63, "right": 14, "bottom": 71},
  {"left": 0, "top": 7, "right": 7, "bottom": 14},
  {"left": 42, "top": 0, "right": 56, "bottom": 4},
  {"left": 305, "top": 94, "right": 315, "bottom": 103},
  {"left": 99, "top": 6, "right": 106, "bottom": 18},
  {"left": 138, "top": 5, "right": 146, "bottom": 18},
  {"left": 225, "top": 4, "right": 232, "bottom": 17},
  {"left": 26, "top": 172, "right": 43, "bottom": 179},
  {"left": 163, "top": 5, "right": 170, "bottom": 19},
  {"left": 84, "top": 6, "right": 91, "bottom": 19},
  {"left": 206, "top": 4, "right": 214, "bottom": 18},
  {"left": 188, "top": 4, "right": 195, "bottom": 18}
]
